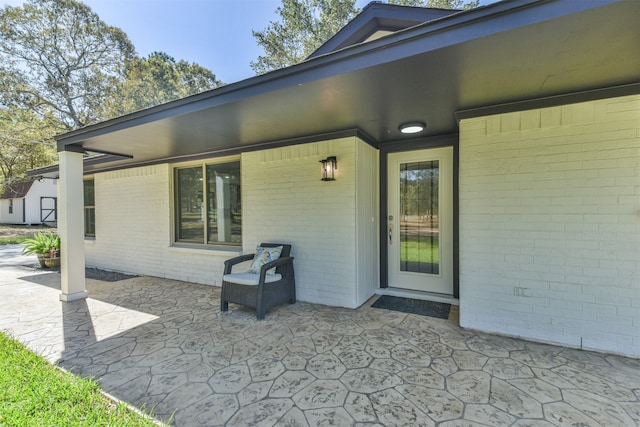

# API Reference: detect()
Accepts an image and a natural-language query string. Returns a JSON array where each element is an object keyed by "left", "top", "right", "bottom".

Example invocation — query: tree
[
  {"left": 0, "top": 107, "right": 58, "bottom": 187},
  {"left": 251, "top": 0, "right": 359, "bottom": 75},
  {"left": 0, "top": 0, "right": 222, "bottom": 185},
  {"left": 102, "top": 52, "right": 223, "bottom": 117},
  {"left": 252, "top": 0, "right": 481, "bottom": 75},
  {"left": 0, "top": 0, "right": 135, "bottom": 130}
]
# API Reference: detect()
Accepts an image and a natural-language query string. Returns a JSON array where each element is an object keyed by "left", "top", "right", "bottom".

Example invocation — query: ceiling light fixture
[{"left": 398, "top": 121, "right": 426, "bottom": 134}]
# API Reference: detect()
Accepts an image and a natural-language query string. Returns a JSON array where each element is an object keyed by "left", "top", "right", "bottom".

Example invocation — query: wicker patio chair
[{"left": 220, "top": 243, "right": 296, "bottom": 320}]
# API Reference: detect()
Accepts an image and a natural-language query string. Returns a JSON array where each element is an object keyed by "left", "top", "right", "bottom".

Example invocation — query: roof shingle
[{"left": 1, "top": 181, "right": 34, "bottom": 199}]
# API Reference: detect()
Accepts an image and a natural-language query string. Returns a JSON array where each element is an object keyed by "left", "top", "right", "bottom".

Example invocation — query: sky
[{"left": 2, "top": 0, "right": 496, "bottom": 84}]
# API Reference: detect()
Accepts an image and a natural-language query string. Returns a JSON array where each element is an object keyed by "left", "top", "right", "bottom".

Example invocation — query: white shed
[{"left": 0, "top": 179, "right": 57, "bottom": 225}]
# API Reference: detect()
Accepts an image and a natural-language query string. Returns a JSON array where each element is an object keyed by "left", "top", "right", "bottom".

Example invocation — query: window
[
  {"left": 84, "top": 179, "right": 95, "bottom": 237},
  {"left": 8, "top": 199, "right": 13, "bottom": 214},
  {"left": 175, "top": 161, "right": 241, "bottom": 246}
]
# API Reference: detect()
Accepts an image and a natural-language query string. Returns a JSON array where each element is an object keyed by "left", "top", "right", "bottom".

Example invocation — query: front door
[{"left": 387, "top": 147, "right": 453, "bottom": 294}]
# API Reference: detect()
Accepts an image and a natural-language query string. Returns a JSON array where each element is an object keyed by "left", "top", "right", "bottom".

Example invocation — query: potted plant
[
  {"left": 22, "top": 232, "right": 61, "bottom": 268},
  {"left": 44, "top": 246, "right": 61, "bottom": 268}
]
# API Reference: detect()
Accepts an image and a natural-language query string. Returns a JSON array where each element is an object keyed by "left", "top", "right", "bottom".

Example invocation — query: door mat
[{"left": 371, "top": 295, "right": 451, "bottom": 319}]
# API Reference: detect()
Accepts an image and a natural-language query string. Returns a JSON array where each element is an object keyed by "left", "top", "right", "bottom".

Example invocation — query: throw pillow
[{"left": 247, "top": 246, "right": 283, "bottom": 275}]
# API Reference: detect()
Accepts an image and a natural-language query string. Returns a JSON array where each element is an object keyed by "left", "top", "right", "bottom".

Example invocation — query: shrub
[{"left": 22, "top": 232, "right": 60, "bottom": 256}]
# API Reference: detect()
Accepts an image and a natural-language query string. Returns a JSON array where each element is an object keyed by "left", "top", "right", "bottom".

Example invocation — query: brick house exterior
[{"left": 32, "top": 1, "right": 639, "bottom": 358}]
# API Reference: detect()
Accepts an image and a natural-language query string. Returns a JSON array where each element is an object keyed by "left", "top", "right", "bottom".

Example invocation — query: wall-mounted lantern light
[
  {"left": 320, "top": 156, "right": 337, "bottom": 181},
  {"left": 398, "top": 121, "right": 426, "bottom": 134}
]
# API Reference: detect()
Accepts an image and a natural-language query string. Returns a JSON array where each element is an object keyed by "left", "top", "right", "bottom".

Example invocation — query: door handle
[{"left": 388, "top": 223, "right": 393, "bottom": 245}]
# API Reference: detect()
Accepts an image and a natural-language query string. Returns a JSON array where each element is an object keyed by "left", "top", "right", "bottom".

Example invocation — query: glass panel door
[
  {"left": 387, "top": 147, "right": 453, "bottom": 294},
  {"left": 400, "top": 160, "right": 439, "bottom": 275}
]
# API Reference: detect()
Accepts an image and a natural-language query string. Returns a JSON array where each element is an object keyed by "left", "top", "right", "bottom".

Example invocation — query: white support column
[{"left": 58, "top": 150, "right": 87, "bottom": 302}]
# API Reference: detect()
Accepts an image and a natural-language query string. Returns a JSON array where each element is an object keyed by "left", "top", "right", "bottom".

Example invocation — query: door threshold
[{"left": 376, "top": 287, "right": 459, "bottom": 306}]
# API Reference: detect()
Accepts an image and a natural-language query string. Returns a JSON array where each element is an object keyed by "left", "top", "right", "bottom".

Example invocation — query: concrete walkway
[
  {"left": 1, "top": 262, "right": 639, "bottom": 426},
  {"left": 0, "top": 243, "right": 38, "bottom": 267}
]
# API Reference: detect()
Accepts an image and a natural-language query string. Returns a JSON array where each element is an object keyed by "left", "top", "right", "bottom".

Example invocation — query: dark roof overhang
[
  {"left": 53, "top": 0, "right": 640, "bottom": 175},
  {"left": 307, "top": 3, "right": 460, "bottom": 58}
]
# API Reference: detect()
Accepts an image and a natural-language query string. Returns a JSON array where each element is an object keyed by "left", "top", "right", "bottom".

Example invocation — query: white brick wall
[
  {"left": 85, "top": 164, "right": 231, "bottom": 285},
  {"left": 243, "top": 137, "right": 378, "bottom": 308},
  {"left": 459, "top": 94, "right": 640, "bottom": 358},
  {"left": 355, "top": 142, "right": 380, "bottom": 305},
  {"left": 86, "top": 137, "right": 379, "bottom": 309}
]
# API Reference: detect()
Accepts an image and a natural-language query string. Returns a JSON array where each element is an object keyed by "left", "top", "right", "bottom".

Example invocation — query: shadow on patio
[{"left": 1, "top": 265, "right": 639, "bottom": 426}]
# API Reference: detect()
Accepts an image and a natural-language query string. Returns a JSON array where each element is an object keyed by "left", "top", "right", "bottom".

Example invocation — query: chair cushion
[
  {"left": 223, "top": 272, "right": 283, "bottom": 286},
  {"left": 247, "top": 245, "right": 283, "bottom": 275}
]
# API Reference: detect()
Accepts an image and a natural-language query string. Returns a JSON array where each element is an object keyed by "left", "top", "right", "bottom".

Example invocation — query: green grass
[
  {"left": 0, "top": 236, "right": 31, "bottom": 245},
  {"left": 0, "top": 331, "right": 161, "bottom": 427},
  {"left": 401, "top": 236, "right": 439, "bottom": 264}
]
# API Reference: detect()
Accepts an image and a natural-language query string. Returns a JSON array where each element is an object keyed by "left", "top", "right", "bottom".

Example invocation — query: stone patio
[{"left": 1, "top": 262, "right": 639, "bottom": 426}]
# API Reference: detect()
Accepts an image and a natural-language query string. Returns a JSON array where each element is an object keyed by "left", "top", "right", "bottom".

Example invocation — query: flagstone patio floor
[{"left": 1, "top": 264, "right": 639, "bottom": 426}]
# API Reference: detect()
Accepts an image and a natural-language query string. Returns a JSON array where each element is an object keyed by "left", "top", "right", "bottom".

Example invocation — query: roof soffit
[{"left": 53, "top": 0, "right": 640, "bottom": 173}]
